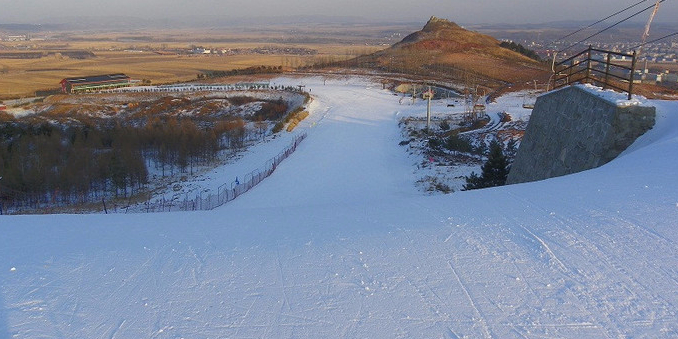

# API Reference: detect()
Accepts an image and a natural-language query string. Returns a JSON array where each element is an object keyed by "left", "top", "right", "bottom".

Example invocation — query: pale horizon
[{"left": 1, "top": 0, "right": 677, "bottom": 26}]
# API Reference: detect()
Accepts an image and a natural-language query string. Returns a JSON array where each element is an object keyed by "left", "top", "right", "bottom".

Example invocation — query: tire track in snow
[
  {"left": 505, "top": 191, "right": 669, "bottom": 337},
  {"left": 414, "top": 202, "right": 533, "bottom": 337},
  {"left": 447, "top": 259, "right": 493, "bottom": 338},
  {"left": 106, "top": 318, "right": 126, "bottom": 339},
  {"left": 551, "top": 209, "right": 678, "bottom": 327},
  {"left": 421, "top": 200, "right": 618, "bottom": 338},
  {"left": 514, "top": 223, "right": 569, "bottom": 273},
  {"left": 581, "top": 222, "right": 678, "bottom": 332},
  {"left": 276, "top": 247, "right": 291, "bottom": 312},
  {"left": 105, "top": 245, "right": 167, "bottom": 301},
  {"left": 340, "top": 299, "right": 364, "bottom": 339},
  {"left": 398, "top": 226, "right": 470, "bottom": 336}
]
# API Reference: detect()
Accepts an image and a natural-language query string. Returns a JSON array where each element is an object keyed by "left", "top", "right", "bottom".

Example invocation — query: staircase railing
[{"left": 552, "top": 46, "right": 637, "bottom": 100}]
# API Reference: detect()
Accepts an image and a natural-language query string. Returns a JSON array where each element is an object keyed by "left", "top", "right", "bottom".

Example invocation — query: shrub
[
  {"left": 439, "top": 120, "right": 451, "bottom": 131},
  {"left": 273, "top": 106, "right": 308, "bottom": 134},
  {"left": 272, "top": 121, "right": 285, "bottom": 133},
  {"left": 286, "top": 111, "right": 309, "bottom": 132},
  {"left": 499, "top": 112, "right": 512, "bottom": 123},
  {"left": 463, "top": 140, "right": 510, "bottom": 190},
  {"left": 428, "top": 137, "right": 443, "bottom": 149},
  {"left": 445, "top": 133, "right": 473, "bottom": 153}
]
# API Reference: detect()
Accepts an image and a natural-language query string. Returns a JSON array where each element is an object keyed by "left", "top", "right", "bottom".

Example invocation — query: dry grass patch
[{"left": 286, "top": 111, "right": 309, "bottom": 132}]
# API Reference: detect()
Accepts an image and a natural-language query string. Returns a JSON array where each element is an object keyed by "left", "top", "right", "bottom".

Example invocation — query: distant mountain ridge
[
  {"left": 0, "top": 24, "right": 63, "bottom": 32},
  {"left": 13, "top": 15, "right": 371, "bottom": 31}
]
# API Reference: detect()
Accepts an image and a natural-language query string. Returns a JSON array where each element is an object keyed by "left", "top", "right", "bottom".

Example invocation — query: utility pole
[{"left": 425, "top": 86, "right": 433, "bottom": 131}]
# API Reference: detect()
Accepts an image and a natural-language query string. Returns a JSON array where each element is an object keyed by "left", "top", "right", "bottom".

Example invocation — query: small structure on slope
[{"left": 60, "top": 74, "right": 131, "bottom": 94}]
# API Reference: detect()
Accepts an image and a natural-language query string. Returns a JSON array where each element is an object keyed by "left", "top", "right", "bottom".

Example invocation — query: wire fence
[
  {"left": 128, "top": 132, "right": 307, "bottom": 213},
  {"left": 0, "top": 133, "right": 307, "bottom": 215}
]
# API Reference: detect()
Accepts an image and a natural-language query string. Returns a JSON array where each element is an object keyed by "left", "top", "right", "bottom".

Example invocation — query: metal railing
[{"left": 552, "top": 46, "right": 637, "bottom": 100}]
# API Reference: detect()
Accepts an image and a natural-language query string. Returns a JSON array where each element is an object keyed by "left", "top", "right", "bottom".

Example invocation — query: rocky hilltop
[
  {"left": 394, "top": 17, "right": 499, "bottom": 53},
  {"left": 358, "top": 16, "right": 548, "bottom": 89}
]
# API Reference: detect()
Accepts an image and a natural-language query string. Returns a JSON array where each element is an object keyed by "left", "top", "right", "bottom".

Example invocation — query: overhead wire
[
  {"left": 631, "top": 31, "right": 678, "bottom": 49},
  {"left": 557, "top": 0, "right": 667, "bottom": 53},
  {"left": 553, "top": 0, "right": 649, "bottom": 43}
]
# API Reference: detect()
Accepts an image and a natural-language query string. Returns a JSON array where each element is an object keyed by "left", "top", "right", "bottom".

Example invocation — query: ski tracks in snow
[
  {"left": 505, "top": 190, "right": 678, "bottom": 336},
  {"left": 447, "top": 259, "right": 494, "bottom": 338}
]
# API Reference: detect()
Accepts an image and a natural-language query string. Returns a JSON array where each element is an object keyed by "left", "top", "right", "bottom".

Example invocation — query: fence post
[
  {"left": 603, "top": 53, "right": 611, "bottom": 90},
  {"left": 585, "top": 45, "right": 592, "bottom": 84},
  {"left": 628, "top": 50, "right": 637, "bottom": 100}
]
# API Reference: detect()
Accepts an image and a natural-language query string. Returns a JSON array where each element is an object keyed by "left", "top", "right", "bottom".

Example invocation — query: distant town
[
  {"left": 503, "top": 37, "right": 678, "bottom": 88},
  {"left": 0, "top": 34, "right": 318, "bottom": 57},
  {"left": 2, "top": 20, "right": 677, "bottom": 93}
]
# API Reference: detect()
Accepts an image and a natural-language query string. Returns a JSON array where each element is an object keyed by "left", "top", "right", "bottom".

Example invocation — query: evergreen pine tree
[{"left": 463, "top": 140, "right": 510, "bottom": 190}]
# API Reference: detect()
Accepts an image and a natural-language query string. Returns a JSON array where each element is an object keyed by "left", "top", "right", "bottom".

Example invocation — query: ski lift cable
[
  {"left": 557, "top": 0, "right": 667, "bottom": 53},
  {"left": 553, "top": 0, "right": 649, "bottom": 43},
  {"left": 631, "top": 31, "right": 678, "bottom": 49}
]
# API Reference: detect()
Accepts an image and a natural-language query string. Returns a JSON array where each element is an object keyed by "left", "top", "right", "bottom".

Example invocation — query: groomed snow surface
[{"left": 2, "top": 76, "right": 678, "bottom": 338}]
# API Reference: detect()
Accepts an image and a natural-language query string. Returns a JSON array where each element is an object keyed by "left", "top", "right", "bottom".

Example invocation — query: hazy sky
[{"left": 2, "top": 0, "right": 676, "bottom": 25}]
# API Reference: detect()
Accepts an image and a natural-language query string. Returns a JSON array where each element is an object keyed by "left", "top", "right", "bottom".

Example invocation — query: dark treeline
[
  {"left": 499, "top": 41, "right": 541, "bottom": 61},
  {"left": 0, "top": 96, "right": 291, "bottom": 209},
  {"left": 197, "top": 65, "right": 283, "bottom": 79},
  {"left": 0, "top": 123, "right": 148, "bottom": 206}
]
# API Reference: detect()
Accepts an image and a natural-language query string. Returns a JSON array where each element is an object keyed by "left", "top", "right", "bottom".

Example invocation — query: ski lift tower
[
  {"left": 463, "top": 86, "right": 486, "bottom": 121},
  {"left": 422, "top": 86, "right": 435, "bottom": 131}
]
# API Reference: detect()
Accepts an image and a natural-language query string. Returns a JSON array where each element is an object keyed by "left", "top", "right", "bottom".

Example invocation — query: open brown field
[
  {"left": 0, "top": 26, "right": 392, "bottom": 99},
  {"left": 0, "top": 52, "right": 304, "bottom": 98}
]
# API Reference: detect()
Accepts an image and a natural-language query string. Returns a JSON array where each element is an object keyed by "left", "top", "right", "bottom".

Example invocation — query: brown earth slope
[{"left": 357, "top": 16, "right": 550, "bottom": 90}]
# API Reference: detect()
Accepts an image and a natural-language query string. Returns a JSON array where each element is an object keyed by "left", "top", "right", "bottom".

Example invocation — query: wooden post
[
  {"left": 628, "top": 50, "right": 637, "bottom": 100},
  {"left": 585, "top": 46, "right": 593, "bottom": 84},
  {"left": 603, "top": 53, "right": 612, "bottom": 90},
  {"left": 102, "top": 198, "right": 108, "bottom": 214}
]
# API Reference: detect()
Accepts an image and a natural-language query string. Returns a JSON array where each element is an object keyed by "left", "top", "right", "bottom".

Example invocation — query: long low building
[{"left": 60, "top": 74, "right": 131, "bottom": 94}]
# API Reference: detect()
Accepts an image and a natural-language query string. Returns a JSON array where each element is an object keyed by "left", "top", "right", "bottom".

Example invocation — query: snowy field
[{"left": 1, "top": 76, "right": 678, "bottom": 338}]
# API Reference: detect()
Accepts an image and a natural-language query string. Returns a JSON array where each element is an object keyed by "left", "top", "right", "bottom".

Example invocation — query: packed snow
[
  {"left": 574, "top": 83, "right": 650, "bottom": 107},
  {"left": 1, "top": 76, "right": 678, "bottom": 338}
]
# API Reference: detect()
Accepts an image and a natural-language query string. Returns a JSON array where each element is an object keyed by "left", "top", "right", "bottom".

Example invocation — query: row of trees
[
  {"left": 499, "top": 41, "right": 542, "bottom": 61},
  {"left": 0, "top": 124, "right": 148, "bottom": 206},
  {"left": 0, "top": 97, "right": 293, "bottom": 210},
  {"left": 197, "top": 65, "right": 283, "bottom": 79}
]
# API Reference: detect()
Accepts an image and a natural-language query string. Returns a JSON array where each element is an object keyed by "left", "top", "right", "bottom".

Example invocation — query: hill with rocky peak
[
  {"left": 356, "top": 16, "right": 549, "bottom": 89},
  {"left": 394, "top": 17, "right": 498, "bottom": 52}
]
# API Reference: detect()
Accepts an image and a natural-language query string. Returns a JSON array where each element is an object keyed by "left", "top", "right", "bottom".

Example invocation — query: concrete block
[{"left": 507, "top": 86, "right": 655, "bottom": 184}]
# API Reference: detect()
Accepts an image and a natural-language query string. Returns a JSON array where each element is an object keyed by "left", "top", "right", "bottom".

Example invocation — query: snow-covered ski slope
[{"left": 1, "top": 77, "right": 678, "bottom": 338}]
